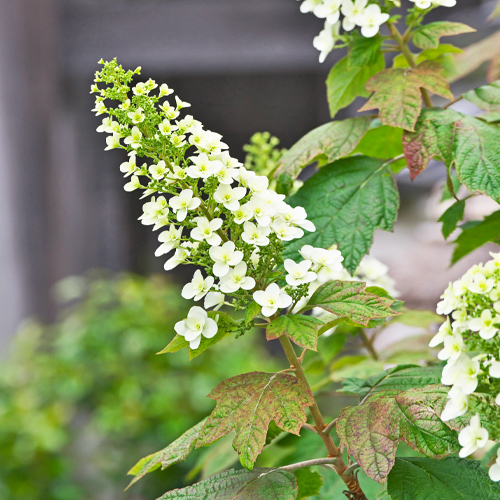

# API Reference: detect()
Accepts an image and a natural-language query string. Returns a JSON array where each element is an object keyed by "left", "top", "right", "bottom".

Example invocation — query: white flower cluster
[
  {"left": 93, "top": 60, "right": 358, "bottom": 351},
  {"left": 432, "top": 253, "right": 500, "bottom": 474},
  {"left": 298, "top": 0, "right": 457, "bottom": 63},
  {"left": 298, "top": 0, "right": 390, "bottom": 62}
]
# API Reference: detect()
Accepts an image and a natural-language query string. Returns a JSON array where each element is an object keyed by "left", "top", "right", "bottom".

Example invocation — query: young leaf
[
  {"left": 294, "top": 468, "right": 323, "bottom": 500},
  {"left": 359, "top": 61, "right": 453, "bottom": 131},
  {"left": 157, "top": 467, "right": 298, "bottom": 500},
  {"left": 438, "top": 200, "right": 465, "bottom": 239},
  {"left": 336, "top": 386, "right": 460, "bottom": 483},
  {"left": 387, "top": 457, "right": 500, "bottom": 500},
  {"left": 348, "top": 35, "right": 383, "bottom": 67},
  {"left": 327, "top": 54, "right": 385, "bottom": 118},
  {"left": 307, "top": 280, "right": 400, "bottom": 326},
  {"left": 352, "top": 123, "right": 404, "bottom": 159},
  {"left": 283, "top": 156, "right": 399, "bottom": 274},
  {"left": 158, "top": 334, "right": 189, "bottom": 354},
  {"left": 245, "top": 301, "right": 261, "bottom": 325},
  {"left": 196, "top": 371, "right": 314, "bottom": 470},
  {"left": 412, "top": 22, "right": 475, "bottom": 50},
  {"left": 464, "top": 80, "right": 500, "bottom": 111},
  {"left": 275, "top": 116, "right": 371, "bottom": 180},
  {"left": 452, "top": 211, "right": 500, "bottom": 263},
  {"left": 266, "top": 315, "right": 324, "bottom": 350},
  {"left": 339, "top": 364, "right": 443, "bottom": 400},
  {"left": 127, "top": 419, "right": 207, "bottom": 488}
]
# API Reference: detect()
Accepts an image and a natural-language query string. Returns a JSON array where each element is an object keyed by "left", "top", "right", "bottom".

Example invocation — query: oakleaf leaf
[
  {"left": 294, "top": 468, "right": 323, "bottom": 500},
  {"left": 266, "top": 315, "right": 324, "bottom": 350},
  {"left": 438, "top": 200, "right": 465, "bottom": 239},
  {"left": 387, "top": 457, "right": 500, "bottom": 500},
  {"left": 359, "top": 61, "right": 453, "bottom": 131},
  {"left": 339, "top": 364, "right": 443, "bottom": 400},
  {"left": 452, "top": 211, "right": 500, "bottom": 263},
  {"left": 283, "top": 156, "right": 399, "bottom": 274},
  {"left": 275, "top": 116, "right": 371, "bottom": 180},
  {"left": 336, "top": 385, "right": 460, "bottom": 483},
  {"left": 412, "top": 22, "right": 475, "bottom": 49},
  {"left": 327, "top": 54, "right": 385, "bottom": 118},
  {"left": 348, "top": 35, "right": 383, "bottom": 67},
  {"left": 157, "top": 467, "right": 298, "bottom": 500},
  {"left": 127, "top": 419, "right": 207, "bottom": 488},
  {"left": 196, "top": 372, "right": 314, "bottom": 470},
  {"left": 306, "top": 280, "right": 400, "bottom": 326},
  {"left": 464, "top": 80, "right": 500, "bottom": 111}
]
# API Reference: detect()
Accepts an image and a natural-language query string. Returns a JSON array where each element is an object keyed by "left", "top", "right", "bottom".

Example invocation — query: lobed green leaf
[
  {"left": 266, "top": 315, "right": 324, "bottom": 350},
  {"left": 275, "top": 116, "right": 371, "bottom": 180},
  {"left": 156, "top": 467, "right": 298, "bottom": 500},
  {"left": 464, "top": 80, "right": 500, "bottom": 111},
  {"left": 438, "top": 200, "right": 465, "bottom": 239},
  {"left": 387, "top": 457, "right": 500, "bottom": 500},
  {"left": 196, "top": 372, "right": 314, "bottom": 470},
  {"left": 412, "top": 22, "right": 475, "bottom": 50},
  {"left": 283, "top": 156, "right": 399, "bottom": 274},
  {"left": 294, "top": 468, "right": 323, "bottom": 500}
]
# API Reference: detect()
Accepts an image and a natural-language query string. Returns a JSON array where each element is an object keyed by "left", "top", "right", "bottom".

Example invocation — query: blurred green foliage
[{"left": 0, "top": 272, "right": 278, "bottom": 500}]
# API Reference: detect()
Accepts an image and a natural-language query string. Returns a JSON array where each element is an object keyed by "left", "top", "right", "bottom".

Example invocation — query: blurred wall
[{"left": 0, "top": 0, "right": 497, "bottom": 348}]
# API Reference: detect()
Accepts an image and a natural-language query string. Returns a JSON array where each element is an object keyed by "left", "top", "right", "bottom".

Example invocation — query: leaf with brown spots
[
  {"left": 336, "top": 386, "right": 461, "bottom": 483},
  {"left": 266, "top": 315, "right": 324, "bottom": 350},
  {"left": 196, "top": 372, "right": 314, "bottom": 470},
  {"left": 413, "top": 22, "right": 475, "bottom": 50},
  {"left": 360, "top": 61, "right": 453, "bottom": 131}
]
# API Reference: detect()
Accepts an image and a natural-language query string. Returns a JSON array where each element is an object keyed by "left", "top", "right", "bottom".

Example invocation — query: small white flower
[
  {"left": 242, "top": 222, "right": 271, "bottom": 247},
  {"left": 441, "top": 387, "right": 469, "bottom": 422},
  {"left": 97, "top": 117, "right": 119, "bottom": 134},
  {"left": 213, "top": 163, "right": 239, "bottom": 185},
  {"left": 187, "top": 153, "right": 217, "bottom": 179},
  {"left": 299, "top": 245, "right": 344, "bottom": 283},
  {"left": 489, "top": 449, "right": 500, "bottom": 482},
  {"left": 429, "top": 318, "right": 453, "bottom": 348},
  {"left": 253, "top": 283, "right": 293, "bottom": 317},
  {"left": 127, "top": 107, "right": 145, "bottom": 124},
  {"left": 489, "top": 357, "right": 500, "bottom": 378},
  {"left": 209, "top": 241, "right": 244, "bottom": 277},
  {"left": 284, "top": 259, "right": 317, "bottom": 286},
  {"left": 442, "top": 355, "right": 480, "bottom": 395},
  {"left": 279, "top": 206, "right": 315, "bottom": 232},
  {"left": 169, "top": 189, "right": 201, "bottom": 222},
  {"left": 149, "top": 160, "right": 169, "bottom": 180},
  {"left": 190, "top": 217, "right": 223, "bottom": 246},
  {"left": 158, "top": 119, "right": 178, "bottom": 136},
  {"left": 124, "top": 126, "right": 142, "bottom": 149},
  {"left": 124, "top": 175, "right": 142, "bottom": 192},
  {"left": 120, "top": 154, "right": 138, "bottom": 177},
  {"left": 313, "top": 20, "right": 341, "bottom": 63},
  {"left": 105, "top": 133, "right": 122, "bottom": 151},
  {"left": 469, "top": 309, "right": 500, "bottom": 340},
  {"left": 139, "top": 196, "right": 170, "bottom": 227},
  {"left": 171, "top": 133, "right": 186, "bottom": 148},
  {"left": 232, "top": 204, "right": 253, "bottom": 224},
  {"left": 214, "top": 184, "right": 246, "bottom": 211},
  {"left": 164, "top": 247, "right": 190, "bottom": 270},
  {"left": 409, "top": 0, "right": 432, "bottom": 8},
  {"left": 174, "top": 306, "right": 217, "bottom": 349},
  {"left": 436, "top": 283, "right": 461, "bottom": 315},
  {"left": 247, "top": 195, "right": 276, "bottom": 227},
  {"left": 438, "top": 333, "right": 464, "bottom": 362},
  {"left": 313, "top": 0, "right": 342, "bottom": 24},
  {"left": 220, "top": 262, "right": 256, "bottom": 293},
  {"left": 182, "top": 270, "right": 214, "bottom": 301},
  {"left": 175, "top": 95, "right": 191, "bottom": 110},
  {"left": 159, "top": 83, "right": 174, "bottom": 97},
  {"left": 204, "top": 291, "right": 225, "bottom": 310},
  {"left": 299, "top": 0, "right": 322, "bottom": 14},
  {"left": 92, "top": 100, "right": 107, "bottom": 116},
  {"left": 358, "top": 4, "right": 389, "bottom": 38},
  {"left": 132, "top": 82, "right": 148, "bottom": 96},
  {"left": 271, "top": 220, "right": 302, "bottom": 241},
  {"left": 467, "top": 273, "right": 495, "bottom": 294},
  {"left": 458, "top": 414, "right": 489, "bottom": 458},
  {"left": 155, "top": 225, "right": 183, "bottom": 256}
]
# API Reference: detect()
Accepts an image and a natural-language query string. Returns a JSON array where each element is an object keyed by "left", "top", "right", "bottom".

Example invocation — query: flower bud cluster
[
  {"left": 297, "top": 0, "right": 456, "bottom": 63},
  {"left": 432, "top": 253, "right": 500, "bottom": 473},
  {"left": 92, "top": 59, "right": 344, "bottom": 350}
]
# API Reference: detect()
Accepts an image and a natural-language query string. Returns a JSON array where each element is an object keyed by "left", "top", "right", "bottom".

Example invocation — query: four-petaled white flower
[
  {"left": 358, "top": 4, "right": 390, "bottom": 38},
  {"left": 155, "top": 225, "right": 183, "bottom": 256},
  {"left": 220, "top": 262, "right": 256, "bottom": 293},
  {"left": 314, "top": 0, "right": 342, "bottom": 24},
  {"left": 124, "top": 175, "right": 141, "bottom": 192},
  {"left": 204, "top": 291, "right": 225, "bottom": 310},
  {"left": 164, "top": 247, "right": 190, "bottom": 270},
  {"left": 174, "top": 306, "right": 217, "bottom": 349},
  {"left": 182, "top": 270, "right": 214, "bottom": 301},
  {"left": 187, "top": 153, "right": 217, "bottom": 179},
  {"left": 158, "top": 119, "right": 178, "bottom": 136},
  {"left": 467, "top": 273, "right": 495, "bottom": 294},
  {"left": 214, "top": 184, "right": 246, "bottom": 211},
  {"left": 253, "top": 283, "right": 293, "bottom": 317},
  {"left": 159, "top": 83, "right": 174, "bottom": 97},
  {"left": 169, "top": 189, "right": 201, "bottom": 222},
  {"left": 441, "top": 354, "right": 480, "bottom": 395},
  {"left": 209, "top": 241, "right": 244, "bottom": 277},
  {"left": 124, "top": 126, "right": 142, "bottom": 149},
  {"left": 468, "top": 309, "right": 500, "bottom": 340},
  {"left": 458, "top": 414, "right": 489, "bottom": 458},
  {"left": 284, "top": 259, "right": 317, "bottom": 286},
  {"left": 149, "top": 160, "right": 168, "bottom": 180},
  {"left": 191, "top": 217, "right": 223, "bottom": 246},
  {"left": 127, "top": 107, "right": 145, "bottom": 124},
  {"left": 120, "top": 154, "right": 138, "bottom": 177},
  {"left": 105, "top": 133, "right": 122, "bottom": 151},
  {"left": 242, "top": 222, "right": 270, "bottom": 247},
  {"left": 429, "top": 317, "right": 453, "bottom": 347},
  {"left": 438, "top": 333, "right": 464, "bottom": 362},
  {"left": 441, "top": 386, "right": 469, "bottom": 422}
]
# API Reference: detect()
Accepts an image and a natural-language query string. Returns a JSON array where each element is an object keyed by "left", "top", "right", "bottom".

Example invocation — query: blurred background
[{"left": 1, "top": 0, "right": 500, "bottom": 499}]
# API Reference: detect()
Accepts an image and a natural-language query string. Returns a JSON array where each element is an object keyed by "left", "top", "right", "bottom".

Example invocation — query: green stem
[
  {"left": 360, "top": 329, "right": 379, "bottom": 361},
  {"left": 387, "top": 21, "right": 433, "bottom": 108},
  {"left": 278, "top": 336, "right": 367, "bottom": 499}
]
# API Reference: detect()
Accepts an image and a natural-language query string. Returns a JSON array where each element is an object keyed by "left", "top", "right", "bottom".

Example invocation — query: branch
[
  {"left": 280, "top": 457, "right": 339, "bottom": 472},
  {"left": 302, "top": 422, "right": 319, "bottom": 434},
  {"left": 322, "top": 418, "right": 338, "bottom": 435}
]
